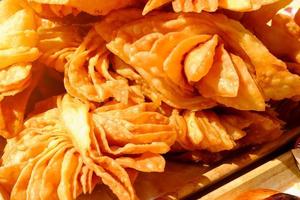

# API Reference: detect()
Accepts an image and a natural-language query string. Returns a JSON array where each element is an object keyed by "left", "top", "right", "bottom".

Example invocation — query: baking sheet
[{"left": 201, "top": 150, "right": 300, "bottom": 199}]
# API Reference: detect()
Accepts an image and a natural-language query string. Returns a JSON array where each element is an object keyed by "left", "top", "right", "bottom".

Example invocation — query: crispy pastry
[
  {"left": 170, "top": 108, "right": 283, "bottom": 152},
  {"left": 0, "top": 94, "right": 176, "bottom": 200},
  {"left": 143, "top": 0, "right": 282, "bottom": 15},
  {"left": 0, "top": 0, "right": 41, "bottom": 138},
  {"left": 27, "top": 0, "right": 141, "bottom": 18},
  {"left": 99, "top": 10, "right": 300, "bottom": 111}
]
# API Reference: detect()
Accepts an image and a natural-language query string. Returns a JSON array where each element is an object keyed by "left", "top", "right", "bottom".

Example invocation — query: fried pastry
[
  {"left": 0, "top": 94, "right": 176, "bottom": 200},
  {"left": 27, "top": 0, "right": 141, "bottom": 18},
  {"left": 0, "top": 0, "right": 41, "bottom": 138},
  {"left": 37, "top": 19, "right": 84, "bottom": 72},
  {"left": 170, "top": 108, "right": 283, "bottom": 152},
  {"left": 143, "top": 0, "right": 282, "bottom": 15}
]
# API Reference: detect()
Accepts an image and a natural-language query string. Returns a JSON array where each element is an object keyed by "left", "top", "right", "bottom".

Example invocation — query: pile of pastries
[{"left": 0, "top": 0, "right": 299, "bottom": 199}]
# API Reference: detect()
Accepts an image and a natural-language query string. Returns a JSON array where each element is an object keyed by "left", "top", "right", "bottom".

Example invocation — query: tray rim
[{"left": 158, "top": 127, "right": 300, "bottom": 199}]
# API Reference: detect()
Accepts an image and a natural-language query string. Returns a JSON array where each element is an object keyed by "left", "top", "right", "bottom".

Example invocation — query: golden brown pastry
[
  {"left": 27, "top": 0, "right": 141, "bottom": 18},
  {"left": 143, "top": 0, "right": 282, "bottom": 15},
  {"left": 0, "top": 94, "right": 176, "bottom": 200},
  {"left": 235, "top": 189, "right": 300, "bottom": 200},
  {"left": 97, "top": 9, "right": 300, "bottom": 111}
]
